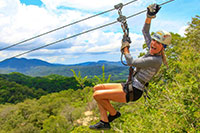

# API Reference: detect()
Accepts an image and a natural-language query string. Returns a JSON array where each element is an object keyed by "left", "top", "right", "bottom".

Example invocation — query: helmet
[{"left": 152, "top": 30, "right": 172, "bottom": 46}]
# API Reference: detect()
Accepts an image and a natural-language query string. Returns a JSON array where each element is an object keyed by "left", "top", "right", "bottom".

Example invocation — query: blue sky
[
  {"left": 20, "top": 0, "right": 43, "bottom": 6},
  {"left": 0, "top": 0, "right": 199, "bottom": 64}
]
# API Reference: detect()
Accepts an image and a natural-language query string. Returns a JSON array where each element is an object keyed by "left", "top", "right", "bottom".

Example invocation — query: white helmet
[{"left": 152, "top": 30, "right": 172, "bottom": 46}]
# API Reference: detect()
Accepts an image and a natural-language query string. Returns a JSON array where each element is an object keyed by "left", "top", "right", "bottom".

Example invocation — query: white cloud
[
  {"left": 66, "top": 31, "right": 144, "bottom": 55},
  {"left": 0, "top": 0, "right": 111, "bottom": 49},
  {"left": 0, "top": 1, "right": 58, "bottom": 44},
  {"left": 178, "top": 25, "right": 188, "bottom": 37},
  {"left": 0, "top": 0, "right": 193, "bottom": 64},
  {"left": 0, "top": 1, "right": 7, "bottom": 11},
  {"left": 0, "top": 50, "right": 27, "bottom": 60},
  {"left": 41, "top": 0, "right": 122, "bottom": 11}
]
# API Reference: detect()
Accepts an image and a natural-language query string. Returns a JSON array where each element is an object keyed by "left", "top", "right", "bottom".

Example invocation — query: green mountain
[
  {"left": 0, "top": 57, "right": 63, "bottom": 71},
  {"left": 0, "top": 58, "right": 128, "bottom": 80}
]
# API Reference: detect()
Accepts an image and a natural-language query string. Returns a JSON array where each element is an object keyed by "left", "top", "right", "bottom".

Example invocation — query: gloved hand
[
  {"left": 121, "top": 35, "right": 131, "bottom": 52},
  {"left": 121, "top": 41, "right": 130, "bottom": 52},
  {"left": 122, "top": 35, "right": 131, "bottom": 43},
  {"left": 147, "top": 4, "right": 161, "bottom": 18}
]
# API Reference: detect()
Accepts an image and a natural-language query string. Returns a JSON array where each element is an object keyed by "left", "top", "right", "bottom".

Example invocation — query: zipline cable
[
  {"left": 0, "top": 0, "right": 138, "bottom": 52},
  {"left": 4, "top": 0, "right": 175, "bottom": 61}
]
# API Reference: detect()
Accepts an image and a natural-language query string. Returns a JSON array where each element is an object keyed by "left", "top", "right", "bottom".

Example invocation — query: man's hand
[
  {"left": 147, "top": 4, "right": 161, "bottom": 18},
  {"left": 121, "top": 35, "right": 131, "bottom": 53},
  {"left": 122, "top": 35, "right": 131, "bottom": 44},
  {"left": 121, "top": 41, "right": 130, "bottom": 53}
]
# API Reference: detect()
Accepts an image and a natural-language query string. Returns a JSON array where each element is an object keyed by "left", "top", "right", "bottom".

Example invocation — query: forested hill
[
  {"left": 0, "top": 72, "right": 94, "bottom": 104},
  {"left": 0, "top": 58, "right": 127, "bottom": 80},
  {"left": 0, "top": 16, "right": 199, "bottom": 132}
]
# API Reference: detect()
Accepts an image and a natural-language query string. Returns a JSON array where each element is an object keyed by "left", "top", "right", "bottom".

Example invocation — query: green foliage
[
  {"left": 0, "top": 78, "right": 46, "bottom": 104},
  {"left": 24, "top": 64, "right": 128, "bottom": 81},
  {"left": 0, "top": 73, "right": 81, "bottom": 92},
  {"left": 71, "top": 69, "right": 88, "bottom": 89},
  {"left": 41, "top": 116, "right": 71, "bottom": 133},
  {"left": 0, "top": 86, "right": 94, "bottom": 132},
  {"left": 0, "top": 73, "right": 94, "bottom": 104},
  {"left": 93, "top": 65, "right": 112, "bottom": 84},
  {"left": 185, "top": 15, "right": 200, "bottom": 52}
]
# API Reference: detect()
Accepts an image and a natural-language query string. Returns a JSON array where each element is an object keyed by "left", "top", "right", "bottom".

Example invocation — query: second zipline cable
[
  {"left": 0, "top": 0, "right": 138, "bottom": 51},
  {"left": 5, "top": 0, "right": 175, "bottom": 60}
]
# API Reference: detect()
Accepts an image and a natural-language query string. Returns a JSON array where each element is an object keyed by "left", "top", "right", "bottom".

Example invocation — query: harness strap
[
  {"left": 125, "top": 67, "right": 134, "bottom": 101},
  {"left": 143, "top": 83, "right": 151, "bottom": 105},
  {"left": 128, "top": 67, "right": 133, "bottom": 81},
  {"left": 128, "top": 83, "right": 134, "bottom": 101},
  {"left": 126, "top": 68, "right": 151, "bottom": 102}
]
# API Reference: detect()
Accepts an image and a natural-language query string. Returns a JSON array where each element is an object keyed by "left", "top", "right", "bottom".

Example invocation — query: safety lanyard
[{"left": 115, "top": 3, "right": 133, "bottom": 82}]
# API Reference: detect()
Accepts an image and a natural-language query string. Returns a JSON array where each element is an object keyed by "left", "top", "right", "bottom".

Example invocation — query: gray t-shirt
[{"left": 125, "top": 23, "right": 162, "bottom": 91}]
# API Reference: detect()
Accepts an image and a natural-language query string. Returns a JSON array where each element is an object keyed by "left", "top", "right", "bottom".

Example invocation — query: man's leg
[
  {"left": 93, "top": 87, "right": 126, "bottom": 121},
  {"left": 93, "top": 83, "right": 123, "bottom": 91},
  {"left": 89, "top": 84, "right": 127, "bottom": 130}
]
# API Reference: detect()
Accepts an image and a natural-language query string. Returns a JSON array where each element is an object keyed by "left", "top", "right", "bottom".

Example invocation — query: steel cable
[
  {"left": 0, "top": 0, "right": 138, "bottom": 51},
  {"left": 4, "top": 0, "right": 175, "bottom": 60}
]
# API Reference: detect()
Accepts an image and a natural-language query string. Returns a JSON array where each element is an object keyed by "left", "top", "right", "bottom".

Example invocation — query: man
[{"left": 89, "top": 3, "right": 172, "bottom": 130}]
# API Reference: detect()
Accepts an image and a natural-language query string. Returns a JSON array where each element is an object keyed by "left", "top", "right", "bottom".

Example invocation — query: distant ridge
[
  {"left": 71, "top": 60, "right": 122, "bottom": 66},
  {"left": 0, "top": 58, "right": 63, "bottom": 70},
  {"left": 0, "top": 58, "right": 122, "bottom": 68},
  {"left": 0, "top": 58, "right": 127, "bottom": 80}
]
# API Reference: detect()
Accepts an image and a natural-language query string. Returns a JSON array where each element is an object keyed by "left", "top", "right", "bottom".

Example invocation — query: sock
[
  {"left": 100, "top": 120, "right": 109, "bottom": 124},
  {"left": 108, "top": 111, "right": 121, "bottom": 122}
]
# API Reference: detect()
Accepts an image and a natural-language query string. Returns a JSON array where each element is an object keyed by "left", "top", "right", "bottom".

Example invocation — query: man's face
[{"left": 150, "top": 39, "right": 163, "bottom": 55}]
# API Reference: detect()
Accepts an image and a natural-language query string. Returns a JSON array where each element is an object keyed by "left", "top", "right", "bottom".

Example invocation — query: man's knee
[
  {"left": 93, "top": 84, "right": 104, "bottom": 92},
  {"left": 93, "top": 91, "right": 101, "bottom": 100}
]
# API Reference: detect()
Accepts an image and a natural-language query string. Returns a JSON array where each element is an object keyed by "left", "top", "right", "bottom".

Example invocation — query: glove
[
  {"left": 121, "top": 41, "right": 130, "bottom": 52},
  {"left": 122, "top": 35, "right": 131, "bottom": 43},
  {"left": 121, "top": 35, "right": 131, "bottom": 52},
  {"left": 147, "top": 4, "right": 161, "bottom": 18}
]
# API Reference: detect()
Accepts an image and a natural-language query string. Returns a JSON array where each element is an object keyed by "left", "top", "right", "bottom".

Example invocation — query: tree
[
  {"left": 71, "top": 69, "right": 88, "bottom": 89},
  {"left": 185, "top": 15, "right": 200, "bottom": 52},
  {"left": 93, "top": 65, "right": 111, "bottom": 84}
]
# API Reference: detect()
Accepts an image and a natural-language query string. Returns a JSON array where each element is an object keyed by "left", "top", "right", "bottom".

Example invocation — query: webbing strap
[
  {"left": 126, "top": 67, "right": 134, "bottom": 101},
  {"left": 143, "top": 83, "right": 151, "bottom": 105},
  {"left": 128, "top": 83, "right": 134, "bottom": 101},
  {"left": 128, "top": 67, "right": 133, "bottom": 82}
]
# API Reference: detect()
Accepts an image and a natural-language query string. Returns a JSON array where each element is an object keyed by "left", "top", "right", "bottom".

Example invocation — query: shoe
[
  {"left": 89, "top": 121, "right": 111, "bottom": 130},
  {"left": 108, "top": 111, "right": 121, "bottom": 122}
]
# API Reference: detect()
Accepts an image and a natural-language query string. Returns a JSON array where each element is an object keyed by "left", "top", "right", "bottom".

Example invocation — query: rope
[
  {"left": 0, "top": 0, "right": 138, "bottom": 51},
  {"left": 3, "top": 0, "right": 175, "bottom": 61}
]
